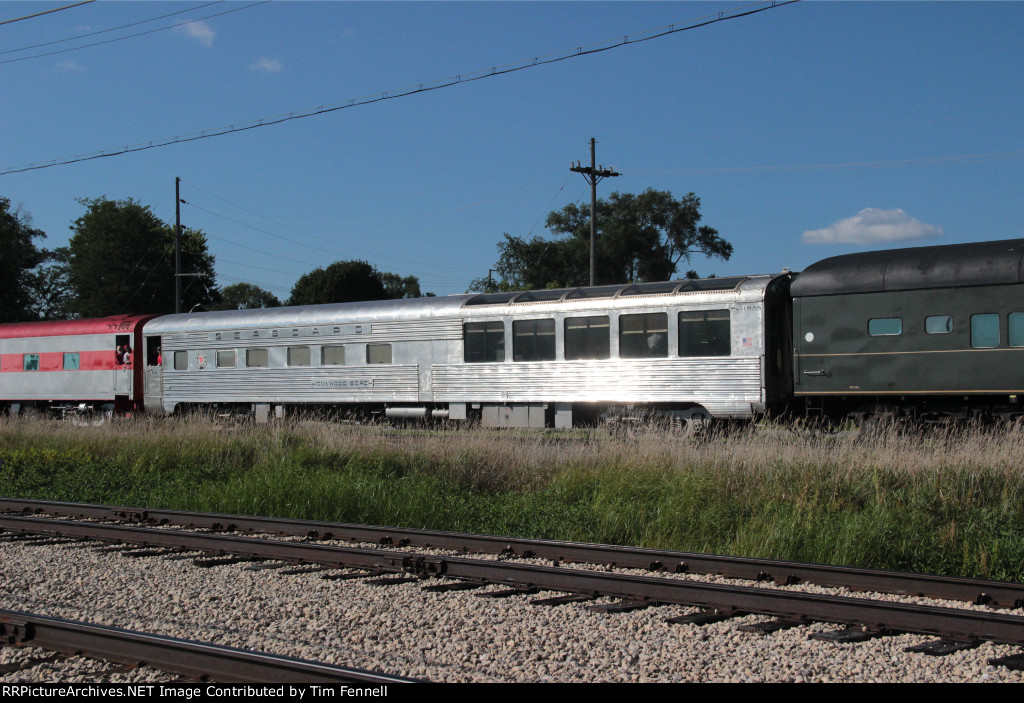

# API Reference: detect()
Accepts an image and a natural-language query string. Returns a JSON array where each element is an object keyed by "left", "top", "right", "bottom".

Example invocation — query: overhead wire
[
  {"left": 179, "top": 179, "right": 543, "bottom": 275},
  {"left": 0, "top": 0, "right": 268, "bottom": 65},
  {"left": 0, "top": 0, "right": 96, "bottom": 26},
  {"left": 621, "top": 150, "right": 1024, "bottom": 176},
  {"left": 184, "top": 199, "right": 471, "bottom": 281},
  {"left": 0, "top": 1, "right": 224, "bottom": 56},
  {"left": 2, "top": 0, "right": 799, "bottom": 175}
]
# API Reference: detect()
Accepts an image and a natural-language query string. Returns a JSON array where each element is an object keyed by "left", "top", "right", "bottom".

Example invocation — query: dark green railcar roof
[{"left": 791, "top": 238, "right": 1024, "bottom": 297}]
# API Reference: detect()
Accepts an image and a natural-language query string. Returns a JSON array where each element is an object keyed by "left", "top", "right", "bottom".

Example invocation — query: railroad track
[
  {"left": 0, "top": 609, "right": 420, "bottom": 684},
  {"left": 3, "top": 499, "right": 1024, "bottom": 680}
]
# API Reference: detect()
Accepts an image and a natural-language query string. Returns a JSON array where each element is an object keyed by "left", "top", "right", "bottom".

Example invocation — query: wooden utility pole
[
  {"left": 175, "top": 176, "right": 182, "bottom": 314},
  {"left": 570, "top": 138, "right": 620, "bottom": 287}
]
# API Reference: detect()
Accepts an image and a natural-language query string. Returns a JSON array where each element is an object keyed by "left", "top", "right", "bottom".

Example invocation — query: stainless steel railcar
[{"left": 142, "top": 274, "right": 795, "bottom": 428}]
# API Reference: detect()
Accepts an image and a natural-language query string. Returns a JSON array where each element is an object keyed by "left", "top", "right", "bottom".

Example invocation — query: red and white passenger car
[{"left": 0, "top": 315, "right": 156, "bottom": 420}]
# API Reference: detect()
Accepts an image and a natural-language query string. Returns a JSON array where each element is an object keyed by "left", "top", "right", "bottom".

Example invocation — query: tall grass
[{"left": 1, "top": 416, "right": 1023, "bottom": 580}]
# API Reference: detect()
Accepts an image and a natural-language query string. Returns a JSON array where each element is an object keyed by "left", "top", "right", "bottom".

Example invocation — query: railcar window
[
  {"left": 513, "top": 319, "right": 555, "bottom": 362},
  {"left": 322, "top": 345, "right": 345, "bottom": 365},
  {"left": 925, "top": 316, "right": 953, "bottom": 334},
  {"left": 868, "top": 318, "right": 902, "bottom": 336},
  {"left": 564, "top": 316, "right": 610, "bottom": 360},
  {"left": 246, "top": 349, "right": 269, "bottom": 368},
  {"left": 217, "top": 350, "right": 236, "bottom": 368},
  {"left": 971, "top": 314, "right": 1000, "bottom": 348},
  {"left": 63, "top": 353, "right": 79, "bottom": 370},
  {"left": 23, "top": 354, "right": 39, "bottom": 371},
  {"left": 174, "top": 351, "right": 188, "bottom": 370},
  {"left": 288, "top": 346, "right": 311, "bottom": 367},
  {"left": 367, "top": 343, "right": 392, "bottom": 364},
  {"left": 619, "top": 313, "right": 668, "bottom": 358},
  {"left": 679, "top": 309, "right": 731, "bottom": 357},
  {"left": 464, "top": 321, "right": 505, "bottom": 363},
  {"left": 1009, "top": 313, "right": 1024, "bottom": 347}
]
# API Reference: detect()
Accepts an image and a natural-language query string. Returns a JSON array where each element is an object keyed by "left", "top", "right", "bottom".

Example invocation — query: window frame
[
  {"left": 678, "top": 309, "right": 731, "bottom": 357},
  {"left": 868, "top": 317, "right": 903, "bottom": 337},
  {"left": 321, "top": 345, "right": 346, "bottom": 366},
  {"left": 924, "top": 315, "right": 953, "bottom": 335},
  {"left": 287, "top": 346, "right": 311, "bottom": 367},
  {"left": 618, "top": 312, "right": 668, "bottom": 359},
  {"left": 246, "top": 348, "right": 269, "bottom": 368},
  {"left": 564, "top": 315, "right": 610, "bottom": 361},
  {"left": 464, "top": 321, "right": 505, "bottom": 363},
  {"left": 512, "top": 318, "right": 556, "bottom": 362},
  {"left": 971, "top": 313, "right": 1000, "bottom": 349},
  {"left": 366, "top": 343, "right": 392, "bottom": 365}
]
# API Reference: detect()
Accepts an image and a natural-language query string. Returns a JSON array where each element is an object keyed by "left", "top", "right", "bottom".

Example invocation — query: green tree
[
  {"left": 379, "top": 271, "right": 423, "bottom": 300},
  {"left": 474, "top": 189, "right": 732, "bottom": 291},
  {"left": 288, "top": 260, "right": 428, "bottom": 305},
  {"left": 66, "top": 197, "right": 219, "bottom": 317},
  {"left": 0, "top": 197, "right": 48, "bottom": 322},
  {"left": 288, "top": 260, "right": 389, "bottom": 306},
  {"left": 27, "top": 246, "right": 73, "bottom": 320},
  {"left": 211, "top": 282, "right": 281, "bottom": 311}
]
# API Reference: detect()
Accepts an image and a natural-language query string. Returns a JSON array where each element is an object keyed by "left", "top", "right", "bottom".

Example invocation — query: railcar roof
[
  {"left": 145, "top": 275, "right": 780, "bottom": 334},
  {"left": 145, "top": 295, "right": 475, "bottom": 333},
  {"left": 0, "top": 314, "right": 155, "bottom": 339},
  {"left": 791, "top": 238, "right": 1024, "bottom": 297},
  {"left": 463, "top": 275, "right": 758, "bottom": 306}
]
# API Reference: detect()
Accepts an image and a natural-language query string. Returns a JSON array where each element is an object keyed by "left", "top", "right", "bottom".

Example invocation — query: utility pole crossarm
[{"left": 569, "top": 137, "right": 620, "bottom": 287}]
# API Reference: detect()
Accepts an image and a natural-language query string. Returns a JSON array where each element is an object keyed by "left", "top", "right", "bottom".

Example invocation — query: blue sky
[{"left": 2, "top": 1, "right": 1023, "bottom": 300}]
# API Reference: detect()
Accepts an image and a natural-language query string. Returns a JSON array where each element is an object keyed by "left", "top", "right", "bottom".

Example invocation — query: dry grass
[{"left": 1, "top": 416, "right": 1023, "bottom": 579}]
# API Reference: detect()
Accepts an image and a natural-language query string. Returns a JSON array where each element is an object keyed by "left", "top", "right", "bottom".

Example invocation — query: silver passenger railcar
[{"left": 142, "top": 274, "right": 793, "bottom": 428}]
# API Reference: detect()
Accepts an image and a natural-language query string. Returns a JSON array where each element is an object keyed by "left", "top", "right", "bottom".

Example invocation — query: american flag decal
[{"left": 742, "top": 337, "right": 753, "bottom": 346}]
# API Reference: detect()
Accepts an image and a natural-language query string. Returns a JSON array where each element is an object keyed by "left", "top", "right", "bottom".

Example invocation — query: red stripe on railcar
[
  {"left": 0, "top": 314, "right": 158, "bottom": 340},
  {"left": 39, "top": 353, "right": 62, "bottom": 372},
  {"left": 0, "top": 351, "right": 121, "bottom": 372}
]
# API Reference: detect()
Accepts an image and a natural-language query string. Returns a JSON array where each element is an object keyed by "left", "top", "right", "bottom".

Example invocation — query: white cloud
[
  {"left": 802, "top": 208, "right": 943, "bottom": 245},
  {"left": 56, "top": 60, "right": 84, "bottom": 72},
  {"left": 250, "top": 57, "right": 283, "bottom": 73},
  {"left": 174, "top": 20, "right": 215, "bottom": 47}
]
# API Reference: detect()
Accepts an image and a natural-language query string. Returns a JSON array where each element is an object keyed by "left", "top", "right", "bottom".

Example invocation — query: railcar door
[
  {"left": 143, "top": 335, "right": 164, "bottom": 414},
  {"left": 113, "top": 333, "right": 132, "bottom": 396}
]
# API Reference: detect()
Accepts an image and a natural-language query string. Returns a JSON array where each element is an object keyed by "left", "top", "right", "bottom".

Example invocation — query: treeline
[
  {"left": 0, "top": 196, "right": 428, "bottom": 323},
  {"left": 3, "top": 186, "right": 732, "bottom": 322}
]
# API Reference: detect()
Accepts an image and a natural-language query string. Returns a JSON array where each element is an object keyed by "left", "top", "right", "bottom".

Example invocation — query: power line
[
  {"left": 1, "top": 0, "right": 799, "bottom": 175},
  {"left": 179, "top": 178, "right": 541, "bottom": 274},
  {"left": 0, "top": 1, "right": 267, "bottom": 65},
  {"left": 621, "top": 149, "right": 1024, "bottom": 176},
  {"left": 0, "top": 0, "right": 95, "bottom": 26},
  {"left": 0, "top": 1, "right": 224, "bottom": 56}
]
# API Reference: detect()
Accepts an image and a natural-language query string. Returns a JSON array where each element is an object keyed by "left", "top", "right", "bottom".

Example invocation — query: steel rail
[
  {"left": 5, "top": 514, "right": 1024, "bottom": 646},
  {"left": 2, "top": 498, "right": 1022, "bottom": 609},
  {"left": 0, "top": 608, "right": 420, "bottom": 683}
]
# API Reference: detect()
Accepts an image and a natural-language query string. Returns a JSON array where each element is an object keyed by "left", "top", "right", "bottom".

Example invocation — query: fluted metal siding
[
  {"left": 432, "top": 357, "right": 762, "bottom": 415},
  {"left": 162, "top": 366, "right": 419, "bottom": 404},
  {"left": 159, "top": 320, "right": 462, "bottom": 348}
]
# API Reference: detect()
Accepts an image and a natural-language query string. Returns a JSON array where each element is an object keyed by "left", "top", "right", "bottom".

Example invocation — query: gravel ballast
[{"left": 1, "top": 538, "right": 1023, "bottom": 683}]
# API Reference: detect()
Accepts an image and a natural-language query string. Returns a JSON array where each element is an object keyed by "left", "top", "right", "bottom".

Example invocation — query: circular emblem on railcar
[
  {"left": 804, "top": 332, "right": 814, "bottom": 343},
  {"left": 197, "top": 354, "right": 208, "bottom": 369}
]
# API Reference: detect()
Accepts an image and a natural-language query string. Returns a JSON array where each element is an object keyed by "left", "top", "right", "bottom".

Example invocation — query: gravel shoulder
[{"left": 1, "top": 539, "right": 1023, "bottom": 683}]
